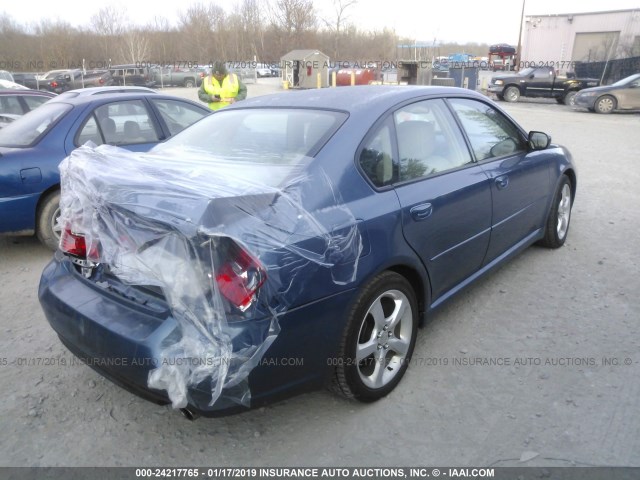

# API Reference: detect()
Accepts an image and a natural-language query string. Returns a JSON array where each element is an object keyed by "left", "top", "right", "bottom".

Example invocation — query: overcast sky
[{"left": 2, "top": 0, "right": 639, "bottom": 44}]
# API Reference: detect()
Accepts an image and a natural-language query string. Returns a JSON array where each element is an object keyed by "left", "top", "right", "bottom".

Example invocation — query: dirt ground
[{"left": 0, "top": 80, "right": 639, "bottom": 467}]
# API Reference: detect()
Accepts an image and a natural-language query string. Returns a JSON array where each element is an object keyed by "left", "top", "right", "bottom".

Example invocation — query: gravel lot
[{"left": 0, "top": 80, "right": 639, "bottom": 467}]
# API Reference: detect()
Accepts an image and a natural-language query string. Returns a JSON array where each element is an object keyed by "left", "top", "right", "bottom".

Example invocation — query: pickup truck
[
  {"left": 488, "top": 66, "right": 600, "bottom": 105},
  {"left": 109, "top": 65, "right": 156, "bottom": 88},
  {"left": 12, "top": 72, "right": 42, "bottom": 89},
  {"left": 151, "top": 66, "right": 202, "bottom": 88},
  {"left": 40, "top": 69, "right": 113, "bottom": 93}
]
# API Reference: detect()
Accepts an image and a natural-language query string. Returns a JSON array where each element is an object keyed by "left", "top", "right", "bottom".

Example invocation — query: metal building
[
  {"left": 521, "top": 9, "right": 640, "bottom": 73},
  {"left": 281, "top": 50, "right": 330, "bottom": 88}
]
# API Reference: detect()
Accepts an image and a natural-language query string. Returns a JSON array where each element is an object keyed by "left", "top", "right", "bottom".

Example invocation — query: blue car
[
  {"left": 0, "top": 87, "right": 211, "bottom": 249},
  {"left": 39, "top": 86, "right": 576, "bottom": 418}
]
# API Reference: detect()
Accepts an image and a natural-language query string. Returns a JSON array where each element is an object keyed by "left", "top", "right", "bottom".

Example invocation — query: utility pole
[{"left": 516, "top": 0, "right": 526, "bottom": 71}]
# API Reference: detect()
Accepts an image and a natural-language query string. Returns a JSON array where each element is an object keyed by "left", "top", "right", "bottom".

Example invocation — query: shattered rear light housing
[
  {"left": 60, "top": 227, "right": 88, "bottom": 258},
  {"left": 215, "top": 241, "right": 266, "bottom": 312},
  {"left": 60, "top": 226, "right": 99, "bottom": 277}
]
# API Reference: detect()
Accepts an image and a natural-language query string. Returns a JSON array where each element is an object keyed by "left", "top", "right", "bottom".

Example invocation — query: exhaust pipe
[{"left": 179, "top": 407, "right": 199, "bottom": 421}]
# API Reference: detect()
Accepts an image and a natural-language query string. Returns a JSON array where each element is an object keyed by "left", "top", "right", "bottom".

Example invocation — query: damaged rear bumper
[{"left": 39, "top": 255, "right": 354, "bottom": 416}]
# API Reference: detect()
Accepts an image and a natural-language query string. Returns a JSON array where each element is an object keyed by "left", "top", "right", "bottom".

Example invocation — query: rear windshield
[
  {"left": 0, "top": 103, "right": 71, "bottom": 147},
  {"left": 153, "top": 108, "right": 347, "bottom": 164}
]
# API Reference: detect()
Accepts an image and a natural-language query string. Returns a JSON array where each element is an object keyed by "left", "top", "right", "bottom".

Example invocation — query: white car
[
  {"left": 0, "top": 79, "right": 29, "bottom": 90},
  {"left": 256, "top": 67, "right": 272, "bottom": 78}
]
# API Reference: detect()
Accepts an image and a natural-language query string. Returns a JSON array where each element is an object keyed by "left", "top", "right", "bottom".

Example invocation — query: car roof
[
  {"left": 46, "top": 91, "right": 207, "bottom": 109},
  {"left": 109, "top": 64, "right": 148, "bottom": 69},
  {"left": 0, "top": 89, "right": 55, "bottom": 97},
  {"left": 55, "top": 86, "right": 158, "bottom": 99},
  {"left": 231, "top": 85, "right": 487, "bottom": 117}
]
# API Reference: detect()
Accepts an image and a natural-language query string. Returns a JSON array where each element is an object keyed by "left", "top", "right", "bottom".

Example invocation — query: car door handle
[
  {"left": 410, "top": 203, "right": 433, "bottom": 221},
  {"left": 495, "top": 175, "right": 509, "bottom": 189}
]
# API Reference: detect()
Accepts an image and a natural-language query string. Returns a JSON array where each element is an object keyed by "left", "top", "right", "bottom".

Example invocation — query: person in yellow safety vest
[{"left": 198, "top": 61, "right": 247, "bottom": 110}]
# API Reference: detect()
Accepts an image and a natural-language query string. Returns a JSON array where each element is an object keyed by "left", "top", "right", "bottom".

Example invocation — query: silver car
[{"left": 574, "top": 73, "right": 640, "bottom": 114}]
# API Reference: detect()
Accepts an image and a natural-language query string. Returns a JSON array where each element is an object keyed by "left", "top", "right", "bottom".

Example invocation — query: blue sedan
[
  {"left": 0, "top": 88, "right": 211, "bottom": 249},
  {"left": 39, "top": 86, "right": 576, "bottom": 418}
]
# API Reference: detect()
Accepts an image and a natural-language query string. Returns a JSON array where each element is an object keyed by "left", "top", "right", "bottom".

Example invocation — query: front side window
[
  {"left": 533, "top": 68, "right": 552, "bottom": 79},
  {"left": 394, "top": 99, "right": 472, "bottom": 181},
  {"left": 448, "top": 98, "right": 524, "bottom": 161},
  {"left": 151, "top": 99, "right": 209, "bottom": 136}
]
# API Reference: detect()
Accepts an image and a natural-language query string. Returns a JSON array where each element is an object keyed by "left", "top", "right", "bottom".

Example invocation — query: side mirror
[{"left": 528, "top": 131, "right": 551, "bottom": 151}]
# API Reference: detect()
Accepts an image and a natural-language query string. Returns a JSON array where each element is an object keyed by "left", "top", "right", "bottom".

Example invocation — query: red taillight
[
  {"left": 99, "top": 78, "right": 105, "bottom": 84},
  {"left": 60, "top": 226, "right": 99, "bottom": 258},
  {"left": 60, "top": 227, "right": 87, "bottom": 257},
  {"left": 216, "top": 243, "right": 266, "bottom": 311},
  {"left": 51, "top": 81, "right": 58, "bottom": 88}
]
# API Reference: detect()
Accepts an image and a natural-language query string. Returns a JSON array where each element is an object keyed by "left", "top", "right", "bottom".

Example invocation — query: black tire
[
  {"left": 595, "top": 95, "right": 616, "bottom": 114},
  {"left": 184, "top": 78, "right": 195, "bottom": 88},
  {"left": 36, "top": 191, "right": 61, "bottom": 251},
  {"left": 504, "top": 86, "right": 520, "bottom": 102},
  {"left": 555, "top": 98, "right": 564, "bottom": 104},
  {"left": 563, "top": 91, "right": 577, "bottom": 106},
  {"left": 538, "top": 175, "right": 572, "bottom": 249},
  {"left": 330, "top": 271, "right": 419, "bottom": 402},
  {"left": 496, "top": 94, "right": 504, "bottom": 101}
]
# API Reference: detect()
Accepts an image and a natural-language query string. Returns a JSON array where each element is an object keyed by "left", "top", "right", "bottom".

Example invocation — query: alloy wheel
[
  {"left": 356, "top": 289, "right": 414, "bottom": 389},
  {"left": 557, "top": 184, "right": 571, "bottom": 240}
]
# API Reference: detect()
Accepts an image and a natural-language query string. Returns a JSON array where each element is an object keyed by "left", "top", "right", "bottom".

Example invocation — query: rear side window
[
  {"left": 358, "top": 117, "right": 396, "bottom": 187},
  {"left": 448, "top": 98, "right": 524, "bottom": 161},
  {"left": 76, "top": 116, "right": 103, "bottom": 146},
  {"left": 0, "top": 95, "right": 23, "bottom": 115},
  {"left": 76, "top": 100, "right": 160, "bottom": 147}
]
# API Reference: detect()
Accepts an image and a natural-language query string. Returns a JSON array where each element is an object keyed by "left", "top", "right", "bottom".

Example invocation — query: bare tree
[
  {"left": 0, "top": 13, "right": 25, "bottom": 67},
  {"left": 147, "top": 16, "right": 179, "bottom": 64},
  {"left": 179, "top": 2, "right": 227, "bottom": 62},
  {"left": 271, "top": 0, "right": 316, "bottom": 47},
  {"left": 0, "top": 6, "right": 405, "bottom": 72},
  {"left": 324, "top": 0, "right": 357, "bottom": 59},
  {"left": 240, "top": 0, "right": 266, "bottom": 60},
  {"left": 121, "top": 29, "right": 150, "bottom": 64},
  {"left": 34, "top": 19, "right": 77, "bottom": 70},
  {"left": 0, "top": 12, "right": 21, "bottom": 35},
  {"left": 90, "top": 6, "right": 126, "bottom": 62}
]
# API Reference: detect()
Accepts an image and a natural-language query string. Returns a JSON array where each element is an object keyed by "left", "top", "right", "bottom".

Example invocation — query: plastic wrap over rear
[{"left": 58, "top": 144, "right": 362, "bottom": 408}]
